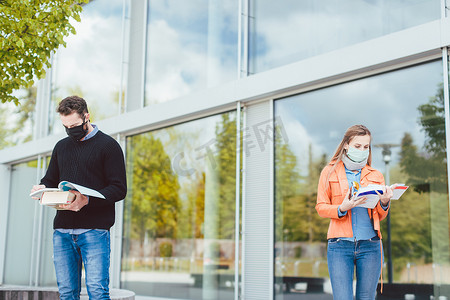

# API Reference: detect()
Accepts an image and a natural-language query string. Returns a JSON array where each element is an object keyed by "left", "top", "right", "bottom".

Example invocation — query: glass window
[
  {"left": 144, "top": 1, "right": 238, "bottom": 106},
  {"left": 38, "top": 157, "right": 58, "bottom": 286},
  {"left": 121, "top": 112, "right": 238, "bottom": 299},
  {"left": 274, "top": 61, "right": 449, "bottom": 299},
  {"left": 3, "top": 160, "right": 38, "bottom": 285},
  {"left": 249, "top": 0, "right": 440, "bottom": 74},
  {"left": 38, "top": 203, "right": 57, "bottom": 286},
  {"left": 49, "top": 0, "right": 126, "bottom": 134},
  {"left": 0, "top": 87, "right": 37, "bottom": 149}
]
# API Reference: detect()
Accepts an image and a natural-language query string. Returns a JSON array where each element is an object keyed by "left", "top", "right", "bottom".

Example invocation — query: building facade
[{"left": 1, "top": 0, "right": 450, "bottom": 299}]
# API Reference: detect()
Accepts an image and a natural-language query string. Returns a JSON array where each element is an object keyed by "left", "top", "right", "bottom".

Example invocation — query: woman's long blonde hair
[{"left": 327, "top": 124, "right": 373, "bottom": 177}]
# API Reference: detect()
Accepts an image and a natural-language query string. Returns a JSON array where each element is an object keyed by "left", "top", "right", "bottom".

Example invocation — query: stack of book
[{"left": 29, "top": 181, "right": 105, "bottom": 210}]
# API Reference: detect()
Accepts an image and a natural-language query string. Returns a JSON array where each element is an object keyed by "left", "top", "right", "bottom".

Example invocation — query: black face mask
[{"left": 65, "top": 118, "right": 88, "bottom": 141}]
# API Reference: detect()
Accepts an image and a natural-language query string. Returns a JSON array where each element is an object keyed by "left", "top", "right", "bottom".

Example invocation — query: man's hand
[
  {"left": 60, "top": 190, "right": 88, "bottom": 212},
  {"left": 30, "top": 185, "right": 46, "bottom": 200}
]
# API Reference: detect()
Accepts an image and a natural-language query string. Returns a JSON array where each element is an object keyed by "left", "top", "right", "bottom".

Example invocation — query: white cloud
[
  {"left": 52, "top": 2, "right": 124, "bottom": 122},
  {"left": 251, "top": 1, "right": 439, "bottom": 71},
  {"left": 144, "top": 1, "right": 238, "bottom": 104},
  {"left": 275, "top": 61, "right": 443, "bottom": 171}
]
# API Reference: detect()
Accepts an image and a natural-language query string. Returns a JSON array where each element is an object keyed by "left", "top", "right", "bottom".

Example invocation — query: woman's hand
[
  {"left": 376, "top": 184, "right": 396, "bottom": 206},
  {"left": 339, "top": 188, "right": 367, "bottom": 213}
]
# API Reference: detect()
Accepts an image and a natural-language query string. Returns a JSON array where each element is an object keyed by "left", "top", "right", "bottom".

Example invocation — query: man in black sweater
[{"left": 30, "top": 96, "right": 127, "bottom": 300}]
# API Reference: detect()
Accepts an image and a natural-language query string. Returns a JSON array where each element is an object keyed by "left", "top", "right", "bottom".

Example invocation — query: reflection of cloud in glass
[
  {"left": 150, "top": 113, "right": 225, "bottom": 182},
  {"left": 144, "top": 0, "right": 238, "bottom": 105},
  {"left": 145, "top": 20, "right": 206, "bottom": 103},
  {"left": 275, "top": 61, "right": 442, "bottom": 173},
  {"left": 52, "top": 0, "right": 124, "bottom": 125},
  {"left": 250, "top": 0, "right": 439, "bottom": 72}
]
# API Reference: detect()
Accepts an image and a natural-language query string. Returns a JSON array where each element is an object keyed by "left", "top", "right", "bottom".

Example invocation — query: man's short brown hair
[{"left": 57, "top": 96, "right": 89, "bottom": 116}]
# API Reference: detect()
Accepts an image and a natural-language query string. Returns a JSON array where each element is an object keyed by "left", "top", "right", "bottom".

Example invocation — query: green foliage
[
  {"left": 381, "top": 166, "right": 432, "bottom": 276},
  {"left": 214, "top": 113, "right": 237, "bottom": 240},
  {"left": 400, "top": 83, "right": 448, "bottom": 194},
  {"left": 159, "top": 242, "right": 173, "bottom": 258},
  {"left": 418, "top": 83, "right": 446, "bottom": 156},
  {"left": 126, "top": 133, "right": 180, "bottom": 256},
  {"left": 0, "top": 0, "right": 88, "bottom": 104},
  {"left": 176, "top": 172, "right": 205, "bottom": 240},
  {"left": 275, "top": 136, "right": 302, "bottom": 243},
  {"left": 393, "top": 81, "right": 450, "bottom": 276},
  {"left": 294, "top": 246, "right": 302, "bottom": 258},
  {"left": 0, "top": 86, "right": 36, "bottom": 149},
  {"left": 275, "top": 139, "right": 328, "bottom": 245},
  {"left": 0, "top": 105, "right": 12, "bottom": 149}
]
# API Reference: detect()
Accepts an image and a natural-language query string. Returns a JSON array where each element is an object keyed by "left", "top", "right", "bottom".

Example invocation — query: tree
[
  {"left": 214, "top": 113, "right": 237, "bottom": 240},
  {"left": 125, "top": 133, "right": 180, "bottom": 259},
  {"left": 0, "top": 0, "right": 88, "bottom": 104},
  {"left": 381, "top": 163, "right": 432, "bottom": 275},
  {"left": 0, "top": 104, "right": 12, "bottom": 149},
  {"left": 392, "top": 81, "right": 450, "bottom": 276},
  {"left": 418, "top": 82, "right": 446, "bottom": 157},
  {"left": 275, "top": 136, "right": 303, "bottom": 242},
  {"left": 275, "top": 141, "right": 328, "bottom": 244},
  {"left": 400, "top": 83, "right": 448, "bottom": 194},
  {"left": 10, "top": 86, "right": 36, "bottom": 143},
  {"left": 0, "top": 86, "right": 36, "bottom": 149}
]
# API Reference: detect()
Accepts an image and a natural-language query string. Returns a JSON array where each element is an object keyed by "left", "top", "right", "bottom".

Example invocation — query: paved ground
[
  {"left": 126, "top": 281, "right": 334, "bottom": 300},
  {"left": 135, "top": 294, "right": 333, "bottom": 300}
]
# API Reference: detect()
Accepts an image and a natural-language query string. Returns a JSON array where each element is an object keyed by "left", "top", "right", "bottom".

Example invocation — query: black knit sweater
[{"left": 40, "top": 131, "right": 127, "bottom": 230}]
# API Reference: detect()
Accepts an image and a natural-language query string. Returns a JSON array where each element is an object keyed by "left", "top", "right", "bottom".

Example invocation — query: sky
[
  {"left": 50, "top": 0, "right": 125, "bottom": 134},
  {"left": 144, "top": 0, "right": 238, "bottom": 105},
  {"left": 249, "top": 0, "right": 440, "bottom": 72},
  {"left": 47, "top": 0, "right": 445, "bottom": 176}
]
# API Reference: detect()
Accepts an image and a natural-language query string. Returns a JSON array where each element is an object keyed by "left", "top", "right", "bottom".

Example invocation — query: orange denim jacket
[{"left": 316, "top": 161, "right": 390, "bottom": 240}]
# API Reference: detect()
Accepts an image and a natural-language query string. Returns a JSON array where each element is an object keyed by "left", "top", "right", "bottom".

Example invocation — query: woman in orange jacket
[{"left": 316, "top": 125, "right": 395, "bottom": 300}]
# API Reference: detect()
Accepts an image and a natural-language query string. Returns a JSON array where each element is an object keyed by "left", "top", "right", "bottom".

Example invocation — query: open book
[
  {"left": 354, "top": 184, "right": 409, "bottom": 209},
  {"left": 30, "top": 181, "right": 105, "bottom": 209}
]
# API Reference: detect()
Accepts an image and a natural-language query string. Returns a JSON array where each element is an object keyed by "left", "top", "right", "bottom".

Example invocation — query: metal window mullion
[
  {"left": 111, "top": 134, "right": 126, "bottom": 288},
  {"left": 268, "top": 99, "right": 275, "bottom": 300},
  {"left": 442, "top": 48, "right": 450, "bottom": 217},
  {"left": 33, "top": 155, "right": 47, "bottom": 286},
  {"left": 141, "top": 0, "right": 149, "bottom": 109},
  {"left": 238, "top": 0, "right": 242, "bottom": 79},
  {"left": 441, "top": 0, "right": 448, "bottom": 18},
  {"left": 118, "top": 0, "right": 128, "bottom": 115},
  {"left": 0, "top": 165, "right": 12, "bottom": 285},
  {"left": 29, "top": 155, "right": 43, "bottom": 285},
  {"left": 241, "top": 105, "right": 247, "bottom": 299},
  {"left": 241, "top": 0, "right": 249, "bottom": 78},
  {"left": 234, "top": 102, "right": 241, "bottom": 300}
]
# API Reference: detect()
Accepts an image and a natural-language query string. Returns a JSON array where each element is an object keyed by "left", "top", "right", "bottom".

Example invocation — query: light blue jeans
[
  {"left": 53, "top": 230, "right": 111, "bottom": 300},
  {"left": 327, "top": 236, "right": 383, "bottom": 300}
]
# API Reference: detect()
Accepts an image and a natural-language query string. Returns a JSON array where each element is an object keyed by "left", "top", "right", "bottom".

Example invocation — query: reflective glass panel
[
  {"left": 144, "top": 1, "right": 238, "bottom": 105},
  {"left": 0, "top": 87, "right": 37, "bottom": 149},
  {"left": 49, "top": 0, "right": 126, "bottom": 134},
  {"left": 3, "top": 160, "right": 38, "bottom": 284},
  {"left": 274, "top": 61, "right": 450, "bottom": 299},
  {"left": 38, "top": 157, "right": 58, "bottom": 286},
  {"left": 249, "top": 0, "right": 440, "bottom": 73},
  {"left": 121, "top": 112, "right": 238, "bottom": 299}
]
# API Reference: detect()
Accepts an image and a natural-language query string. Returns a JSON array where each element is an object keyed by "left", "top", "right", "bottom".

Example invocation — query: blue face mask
[{"left": 346, "top": 146, "right": 369, "bottom": 163}]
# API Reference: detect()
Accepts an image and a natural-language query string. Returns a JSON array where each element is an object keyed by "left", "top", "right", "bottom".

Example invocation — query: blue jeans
[
  {"left": 327, "top": 237, "right": 383, "bottom": 300},
  {"left": 53, "top": 230, "right": 111, "bottom": 300}
]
